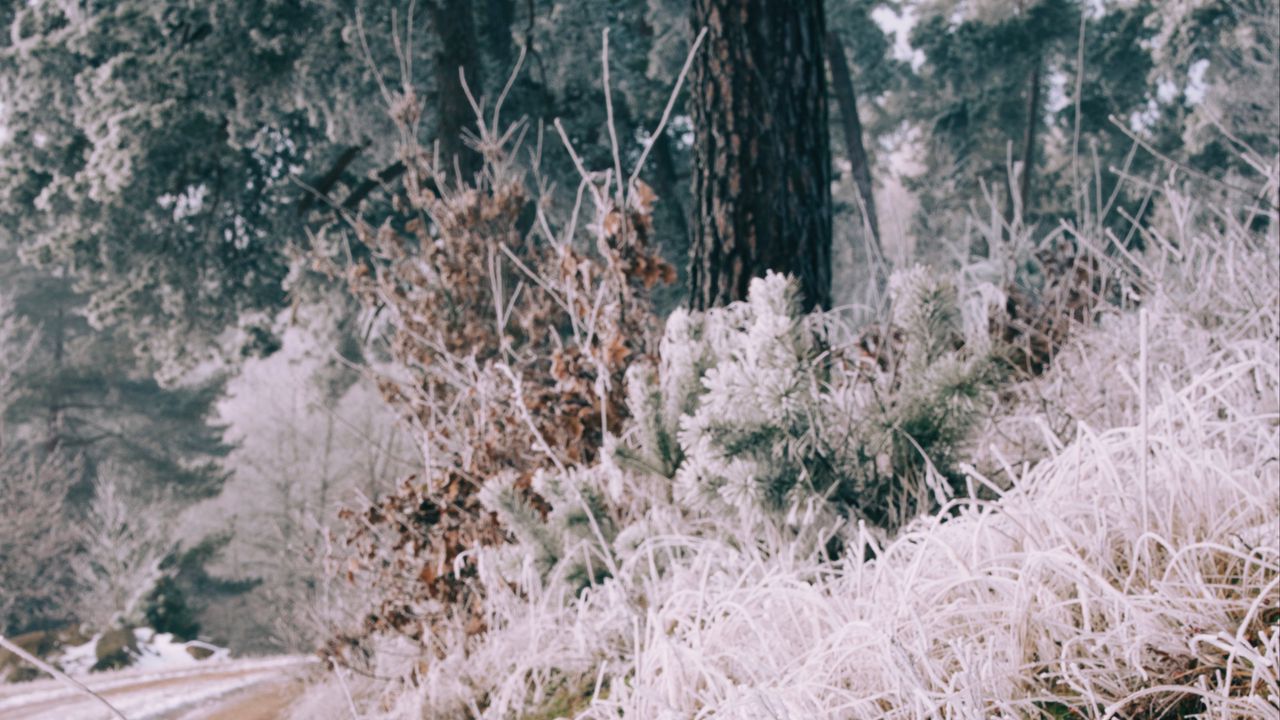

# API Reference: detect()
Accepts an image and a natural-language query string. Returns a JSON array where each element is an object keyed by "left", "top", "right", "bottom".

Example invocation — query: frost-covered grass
[
  {"left": 311, "top": 164, "right": 1280, "bottom": 719},
  {"left": 599, "top": 343, "right": 1278, "bottom": 717}
]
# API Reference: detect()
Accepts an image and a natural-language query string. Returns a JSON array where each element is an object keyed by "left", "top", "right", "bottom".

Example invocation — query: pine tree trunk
[
  {"left": 826, "top": 30, "right": 880, "bottom": 249},
  {"left": 688, "top": 0, "right": 833, "bottom": 312},
  {"left": 431, "top": 0, "right": 484, "bottom": 178}
]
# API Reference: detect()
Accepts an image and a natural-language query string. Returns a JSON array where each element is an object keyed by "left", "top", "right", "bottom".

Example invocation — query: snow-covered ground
[
  {"left": 0, "top": 655, "right": 314, "bottom": 720},
  {"left": 54, "top": 628, "right": 233, "bottom": 678}
]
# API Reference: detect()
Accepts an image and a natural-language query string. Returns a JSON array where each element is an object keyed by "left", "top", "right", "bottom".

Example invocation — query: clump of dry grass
[{"left": 596, "top": 340, "right": 1276, "bottom": 717}]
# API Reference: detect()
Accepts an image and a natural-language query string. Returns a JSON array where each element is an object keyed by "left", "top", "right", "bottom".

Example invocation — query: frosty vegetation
[
  {"left": 314, "top": 165, "right": 1278, "bottom": 718},
  {"left": 0, "top": 0, "right": 1277, "bottom": 719},
  {"left": 295, "top": 41, "right": 1276, "bottom": 717}
]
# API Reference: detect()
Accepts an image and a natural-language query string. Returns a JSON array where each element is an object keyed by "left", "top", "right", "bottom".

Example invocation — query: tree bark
[
  {"left": 688, "top": 0, "right": 832, "bottom": 312},
  {"left": 430, "top": 0, "right": 484, "bottom": 178},
  {"left": 826, "top": 30, "right": 880, "bottom": 249}
]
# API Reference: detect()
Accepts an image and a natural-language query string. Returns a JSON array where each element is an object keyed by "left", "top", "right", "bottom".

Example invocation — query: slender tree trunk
[
  {"left": 826, "top": 30, "right": 880, "bottom": 248},
  {"left": 688, "top": 0, "right": 832, "bottom": 312},
  {"left": 46, "top": 304, "right": 65, "bottom": 453},
  {"left": 319, "top": 411, "right": 335, "bottom": 521},
  {"left": 430, "top": 0, "right": 484, "bottom": 178},
  {"left": 484, "top": 0, "right": 517, "bottom": 74},
  {"left": 1019, "top": 59, "right": 1042, "bottom": 218}
]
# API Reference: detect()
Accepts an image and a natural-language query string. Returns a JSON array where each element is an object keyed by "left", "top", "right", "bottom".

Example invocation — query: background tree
[
  {"left": 827, "top": 29, "right": 881, "bottom": 246},
  {"left": 1147, "top": 0, "right": 1279, "bottom": 173},
  {"left": 1048, "top": 1, "right": 1163, "bottom": 228},
  {"left": 145, "top": 535, "right": 262, "bottom": 644},
  {"left": 901, "top": 0, "right": 1180, "bottom": 249},
  {"left": 0, "top": 241, "right": 239, "bottom": 638},
  {"left": 688, "top": 0, "right": 833, "bottom": 311},
  {"left": 0, "top": 0, "right": 700, "bottom": 372},
  {"left": 71, "top": 473, "right": 175, "bottom": 630},
  {"left": 0, "top": 249, "right": 232, "bottom": 503},
  {"left": 825, "top": 0, "right": 903, "bottom": 247},
  {"left": 825, "top": 0, "right": 905, "bottom": 301},
  {"left": 0, "top": 447, "right": 79, "bottom": 636},
  {"left": 905, "top": 0, "right": 1077, "bottom": 238},
  {"left": 0, "top": 304, "right": 79, "bottom": 635},
  {"left": 0, "top": 1, "right": 440, "bottom": 375},
  {"left": 181, "top": 317, "right": 410, "bottom": 653}
]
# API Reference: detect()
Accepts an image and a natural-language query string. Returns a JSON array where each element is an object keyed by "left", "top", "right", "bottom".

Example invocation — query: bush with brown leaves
[{"left": 313, "top": 82, "right": 676, "bottom": 666}]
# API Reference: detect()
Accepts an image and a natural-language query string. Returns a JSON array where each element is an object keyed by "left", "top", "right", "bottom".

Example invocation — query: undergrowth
[{"left": 306, "top": 35, "right": 1280, "bottom": 720}]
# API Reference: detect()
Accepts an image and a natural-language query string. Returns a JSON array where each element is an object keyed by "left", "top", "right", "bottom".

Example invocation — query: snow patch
[{"left": 130, "top": 628, "right": 231, "bottom": 672}]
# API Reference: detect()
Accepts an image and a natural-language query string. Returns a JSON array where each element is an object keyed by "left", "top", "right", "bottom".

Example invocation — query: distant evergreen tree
[
  {"left": 142, "top": 577, "right": 200, "bottom": 642},
  {"left": 146, "top": 535, "right": 260, "bottom": 643},
  {"left": 825, "top": 0, "right": 905, "bottom": 249},
  {"left": 905, "top": 0, "right": 1078, "bottom": 235},
  {"left": 1147, "top": 0, "right": 1279, "bottom": 172},
  {"left": 0, "top": 1, "right": 699, "bottom": 374},
  {"left": 0, "top": 250, "right": 231, "bottom": 503},
  {"left": 902, "top": 0, "right": 1175, "bottom": 247}
]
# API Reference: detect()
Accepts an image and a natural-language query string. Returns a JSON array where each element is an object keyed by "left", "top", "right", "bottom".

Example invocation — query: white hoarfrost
[{"left": 324, "top": 170, "right": 1279, "bottom": 718}]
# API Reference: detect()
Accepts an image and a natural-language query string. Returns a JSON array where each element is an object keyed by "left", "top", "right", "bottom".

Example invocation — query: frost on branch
[
  {"left": 611, "top": 268, "right": 997, "bottom": 535},
  {"left": 315, "top": 91, "right": 674, "bottom": 662},
  {"left": 488, "top": 267, "right": 1002, "bottom": 598},
  {"left": 71, "top": 473, "right": 177, "bottom": 630}
]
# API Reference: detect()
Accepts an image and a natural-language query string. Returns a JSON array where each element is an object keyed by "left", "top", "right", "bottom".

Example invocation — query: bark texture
[{"left": 688, "top": 0, "right": 832, "bottom": 311}]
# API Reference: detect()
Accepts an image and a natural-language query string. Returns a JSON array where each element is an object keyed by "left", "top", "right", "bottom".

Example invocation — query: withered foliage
[
  {"left": 995, "top": 237, "right": 1118, "bottom": 377},
  {"left": 314, "top": 107, "right": 674, "bottom": 665}
]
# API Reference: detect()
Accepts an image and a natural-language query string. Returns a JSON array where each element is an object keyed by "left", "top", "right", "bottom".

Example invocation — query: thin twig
[
  {"left": 354, "top": 3, "right": 395, "bottom": 111},
  {"left": 601, "top": 29, "right": 625, "bottom": 206},
  {"left": 1107, "top": 115, "right": 1276, "bottom": 209},
  {"left": 334, "top": 663, "right": 361, "bottom": 719},
  {"left": 628, "top": 27, "right": 709, "bottom": 191},
  {"left": 497, "top": 363, "right": 566, "bottom": 475},
  {"left": 1139, "top": 308, "right": 1149, "bottom": 539},
  {"left": 492, "top": 44, "right": 528, "bottom": 136}
]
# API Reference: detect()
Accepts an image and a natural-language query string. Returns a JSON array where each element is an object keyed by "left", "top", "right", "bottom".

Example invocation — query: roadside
[{"left": 0, "top": 656, "right": 314, "bottom": 720}]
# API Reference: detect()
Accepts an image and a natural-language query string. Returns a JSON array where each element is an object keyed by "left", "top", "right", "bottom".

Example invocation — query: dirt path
[
  {"left": 0, "top": 656, "right": 313, "bottom": 720},
  {"left": 171, "top": 676, "right": 304, "bottom": 720}
]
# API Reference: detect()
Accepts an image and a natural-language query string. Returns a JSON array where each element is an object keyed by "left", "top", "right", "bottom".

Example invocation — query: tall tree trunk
[
  {"left": 1018, "top": 59, "right": 1042, "bottom": 219},
  {"left": 826, "top": 30, "right": 881, "bottom": 249},
  {"left": 431, "top": 0, "right": 484, "bottom": 178},
  {"left": 688, "top": 0, "right": 832, "bottom": 312}
]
